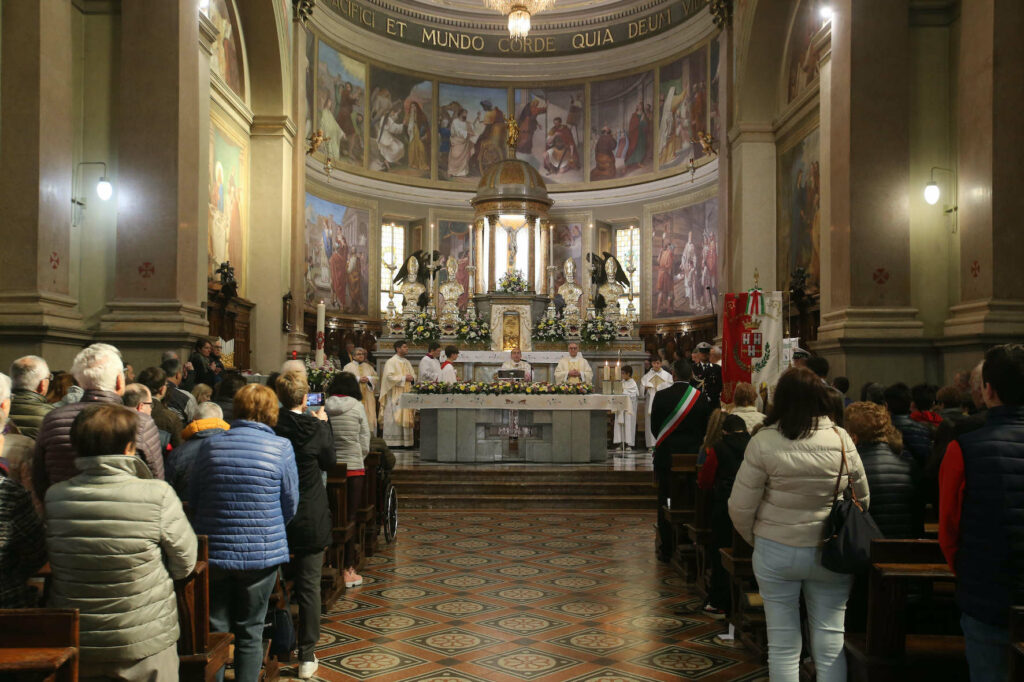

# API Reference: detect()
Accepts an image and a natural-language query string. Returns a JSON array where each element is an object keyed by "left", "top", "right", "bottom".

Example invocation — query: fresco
[
  {"left": 304, "top": 193, "right": 371, "bottom": 315},
  {"left": 589, "top": 71, "right": 655, "bottom": 180},
  {"left": 657, "top": 46, "right": 708, "bottom": 169},
  {"left": 550, "top": 222, "right": 583, "bottom": 293},
  {"left": 710, "top": 36, "right": 722, "bottom": 143},
  {"left": 651, "top": 197, "right": 719, "bottom": 319},
  {"left": 513, "top": 87, "right": 585, "bottom": 184},
  {"left": 437, "top": 83, "right": 509, "bottom": 184},
  {"left": 778, "top": 127, "right": 820, "bottom": 294},
  {"left": 303, "top": 27, "right": 315, "bottom": 139},
  {"left": 786, "top": 0, "right": 824, "bottom": 103},
  {"left": 368, "top": 66, "right": 433, "bottom": 178},
  {"left": 208, "top": 119, "right": 247, "bottom": 294},
  {"left": 208, "top": 0, "right": 245, "bottom": 98},
  {"left": 316, "top": 41, "right": 366, "bottom": 164},
  {"left": 437, "top": 220, "right": 473, "bottom": 310}
]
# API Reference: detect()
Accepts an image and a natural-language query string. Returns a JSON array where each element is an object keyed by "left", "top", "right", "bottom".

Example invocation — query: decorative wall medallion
[
  {"left": 49, "top": 252, "right": 60, "bottom": 269},
  {"left": 138, "top": 261, "right": 155, "bottom": 278},
  {"left": 872, "top": 267, "right": 889, "bottom": 284},
  {"left": 971, "top": 260, "right": 981, "bottom": 278}
]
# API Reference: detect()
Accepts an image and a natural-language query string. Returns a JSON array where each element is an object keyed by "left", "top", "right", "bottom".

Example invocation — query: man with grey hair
[
  {"left": 281, "top": 359, "right": 307, "bottom": 376},
  {"left": 165, "top": 400, "right": 229, "bottom": 500},
  {"left": 161, "top": 357, "right": 197, "bottom": 423},
  {"left": 8, "top": 355, "right": 54, "bottom": 438},
  {"left": 122, "top": 384, "right": 153, "bottom": 416},
  {"left": 33, "top": 343, "right": 163, "bottom": 501}
]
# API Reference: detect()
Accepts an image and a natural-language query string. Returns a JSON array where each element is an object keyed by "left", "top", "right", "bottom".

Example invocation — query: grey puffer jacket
[
  {"left": 45, "top": 455, "right": 197, "bottom": 662},
  {"left": 326, "top": 395, "right": 370, "bottom": 471}
]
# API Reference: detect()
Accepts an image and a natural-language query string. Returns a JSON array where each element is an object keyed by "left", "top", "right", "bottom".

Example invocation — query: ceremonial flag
[
  {"left": 722, "top": 290, "right": 784, "bottom": 406},
  {"left": 654, "top": 385, "right": 701, "bottom": 446}
]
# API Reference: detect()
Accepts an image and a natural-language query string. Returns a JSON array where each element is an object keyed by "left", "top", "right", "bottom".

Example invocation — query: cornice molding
[
  {"left": 198, "top": 12, "right": 218, "bottom": 55},
  {"left": 71, "top": 0, "right": 120, "bottom": 15},
  {"left": 251, "top": 115, "right": 298, "bottom": 140}
]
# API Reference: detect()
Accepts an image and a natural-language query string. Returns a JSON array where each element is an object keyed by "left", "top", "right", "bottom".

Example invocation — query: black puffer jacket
[
  {"left": 274, "top": 410, "right": 334, "bottom": 554},
  {"left": 892, "top": 414, "right": 933, "bottom": 466},
  {"left": 857, "top": 440, "right": 921, "bottom": 539}
]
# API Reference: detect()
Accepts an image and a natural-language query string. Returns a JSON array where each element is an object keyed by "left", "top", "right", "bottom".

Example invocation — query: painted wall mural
[
  {"left": 710, "top": 36, "right": 722, "bottom": 143},
  {"left": 369, "top": 66, "right": 433, "bottom": 178},
  {"left": 590, "top": 71, "right": 655, "bottom": 180},
  {"left": 651, "top": 197, "right": 719, "bottom": 319},
  {"left": 304, "top": 193, "right": 371, "bottom": 315},
  {"left": 657, "top": 46, "right": 708, "bottom": 170},
  {"left": 786, "top": 0, "right": 825, "bottom": 103},
  {"left": 317, "top": 41, "right": 366, "bottom": 165},
  {"left": 208, "top": 0, "right": 245, "bottom": 98},
  {"left": 437, "top": 83, "right": 509, "bottom": 184},
  {"left": 550, "top": 221, "right": 584, "bottom": 293},
  {"left": 778, "top": 126, "right": 821, "bottom": 294},
  {"left": 514, "top": 87, "right": 585, "bottom": 184},
  {"left": 303, "top": 27, "right": 315, "bottom": 139},
  {"left": 208, "top": 117, "right": 248, "bottom": 294}
]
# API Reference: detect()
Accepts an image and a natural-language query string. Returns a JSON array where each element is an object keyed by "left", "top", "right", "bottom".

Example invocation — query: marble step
[{"left": 399, "top": 492, "right": 657, "bottom": 510}]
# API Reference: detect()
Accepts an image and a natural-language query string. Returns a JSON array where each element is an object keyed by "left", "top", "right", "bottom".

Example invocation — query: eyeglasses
[{"left": 141, "top": 401, "right": 153, "bottom": 406}]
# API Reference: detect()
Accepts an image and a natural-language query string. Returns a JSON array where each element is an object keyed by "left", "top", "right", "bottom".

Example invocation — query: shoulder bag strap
[{"left": 832, "top": 426, "right": 863, "bottom": 509}]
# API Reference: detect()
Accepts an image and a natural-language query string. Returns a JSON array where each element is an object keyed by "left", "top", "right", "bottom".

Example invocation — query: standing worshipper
[
  {"left": 419, "top": 342, "right": 443, "bottom": 383},
  {"left": 342, "top": 347, "right": 378, "bottom": 435},
  {"left": 554, "top": 341, "right": 594, "bottom": 385},
  {"left": 692, "top": 341, "right": 723, "bottom": 409},
  {"left": 439, "top": 346, "right": 460, "bottom": 383},
  {"left": 380, "top": 341, "right": 416, "bottom": 447},
  {"left": 614, "top": 366, "right": 639, "bottom": 448},
  {"left": 650, "top": 359, "right": 711, "bottom": 561},
  {"left": 640, "top": 356, "right": 673, "bottom": 449}
]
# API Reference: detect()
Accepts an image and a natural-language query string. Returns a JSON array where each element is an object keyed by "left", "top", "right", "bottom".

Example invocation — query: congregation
[{"left": 1, "top": 339, "right": 1022, "bottom": 682}]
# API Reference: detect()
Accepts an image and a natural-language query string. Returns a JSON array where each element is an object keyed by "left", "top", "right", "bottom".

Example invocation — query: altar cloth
[{"left": 399, "top": 392, "right": 632, "bottom": 414}]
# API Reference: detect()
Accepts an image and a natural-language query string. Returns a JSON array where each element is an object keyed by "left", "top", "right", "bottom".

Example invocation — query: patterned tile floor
[{"left": 293, "top": 510, "right": 767, "bottom": 681}]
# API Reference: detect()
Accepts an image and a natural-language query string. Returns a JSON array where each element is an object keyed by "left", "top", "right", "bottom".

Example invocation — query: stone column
[
  {"left": 288, "top": 24, "right": 311, "bottom": 354},
  {"left": 941, "top": 0, "right": 1024, "bottom": 368},
  {"left": 726, "top": 123, "right": 776, "bottom": 294},
  {"left": 0, "top": 0, "right": 85, "bottom": 366},
  {"left": 814, "top": 0, "right": 928, "bottom": 385},
  {"left": 99, "top": 1, "right": 207, "bottom": 343}
]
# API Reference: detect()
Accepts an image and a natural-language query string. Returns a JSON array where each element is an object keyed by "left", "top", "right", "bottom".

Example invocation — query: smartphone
[{"left": 306, "top": 392, "right": 324, "bottom": 407}]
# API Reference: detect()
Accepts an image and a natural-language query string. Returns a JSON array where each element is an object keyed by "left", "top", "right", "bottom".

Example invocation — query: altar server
[
  {"left": 500, "top": 347, "right": 533, "bottom": 381},
  {"left": 380, "top": 341, "right": 416, "bottom": 447},
  {"left": 342, "top": 346, "right": 378, "bottom": 434},
  {"left": 614, "top": 366, "right": 639, "bottom": 448},
  {"left": 419, "top": 342, "right": 442, "bottom": 383},
  {"left": 554, "top": 342, "right": 593, "bottom": 385},
  {"left": 641, "top": 356, "right": 674, "bottom": 449},
  {"left": 439, "top": 346, "right": 459, "bottom": 383}
]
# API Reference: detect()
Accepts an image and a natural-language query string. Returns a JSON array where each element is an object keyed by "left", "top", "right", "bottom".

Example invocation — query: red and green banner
[{"left": 722, "top": 290, "right": 783, "bottom": 405}]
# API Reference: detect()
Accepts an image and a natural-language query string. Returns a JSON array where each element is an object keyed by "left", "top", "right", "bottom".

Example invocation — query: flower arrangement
[
  {"left": 581, "top": 316, "right": 617, "bottom": 345},
  {"left": 496, "top": 269, "right": 530, "bottom": 293},
  {"left": 305, "top": 356, "right": 339, "bottom": 391},
  {"left": 414, "top": 381, "right": 593, "bottom": 396},
  {"left": 533, "top": 316, "right": 567, "bottom": 342},
  {"left": 405, "top": 311, "right": 441, "bottom": 342},
  {"left": 456, "top": 317, "right": 491, "bottom": 345}
]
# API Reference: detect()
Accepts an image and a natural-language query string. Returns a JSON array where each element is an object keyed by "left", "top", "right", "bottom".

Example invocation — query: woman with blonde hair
[
  {"left": 190, "top": 382, "right": 213, "bottom": 405},
  {"left": 730, "top": 381, "right": 766, "bottom": 432}
]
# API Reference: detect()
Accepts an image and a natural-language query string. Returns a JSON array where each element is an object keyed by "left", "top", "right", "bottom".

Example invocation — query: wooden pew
[
  {"left": 719, "top": 529, "right": 767, "bottom": 659},
  {"left": 0, "top": 609, "right": 78, "bottom": 681},
  {"left": 359, "top": 452, "right": 382, "bottom": 558},
  {"left": 176, "top": 535, "right": 233, "bottom": 682},
  {"left": 844, "top": 539, "right": 966, "bottom": 682},
  {"left": 1011, "top": 606, "right": 1024, "bottom": 682},
  {"left": 684, "top": 486, "right": 714, "bottom": 598},
  {"left": 325, "top": 462, "right": 356, "bottom": 607},
  {"left": 663, "top": 453, "right": 699, "bottom": 581}
]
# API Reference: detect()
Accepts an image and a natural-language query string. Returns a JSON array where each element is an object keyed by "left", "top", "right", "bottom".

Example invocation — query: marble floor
[{"left": 295, "top": 510, "right": 767, "bottom": 681}]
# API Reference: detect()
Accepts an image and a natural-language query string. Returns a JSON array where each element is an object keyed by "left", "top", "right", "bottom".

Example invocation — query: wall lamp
[
  {"left": 72, "top": 161, "right": 113, "bottom": 227},
  {"left": 924, "top": 166, "right": 958, "bottom": 233}
]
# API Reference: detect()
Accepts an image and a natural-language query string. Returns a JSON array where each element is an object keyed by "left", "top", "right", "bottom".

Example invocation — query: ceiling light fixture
[
  {"left": 819, "top": 5, "right": 833, "bottom": 20},
  {"left": 483, "top": 0, "right": 555, "bottom": 39}
]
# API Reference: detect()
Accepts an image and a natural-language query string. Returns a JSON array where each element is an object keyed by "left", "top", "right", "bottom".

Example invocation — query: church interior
[{"left": 1, "top": 0, "right": 1022, "bottom": 680}]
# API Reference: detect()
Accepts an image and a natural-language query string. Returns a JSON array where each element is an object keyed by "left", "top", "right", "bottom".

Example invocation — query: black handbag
[{"left": 820, "top": 427, "right": 883, "bottom": 574}]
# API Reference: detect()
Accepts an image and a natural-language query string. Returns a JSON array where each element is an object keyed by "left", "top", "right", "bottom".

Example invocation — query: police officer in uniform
[{"left": 692, "top": 341, "right": 722, "bottom": 410}]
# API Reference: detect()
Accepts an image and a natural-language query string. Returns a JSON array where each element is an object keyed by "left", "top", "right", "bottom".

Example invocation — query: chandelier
[{"left": 483, "top": 0, "right": 555, "bottom": 39}]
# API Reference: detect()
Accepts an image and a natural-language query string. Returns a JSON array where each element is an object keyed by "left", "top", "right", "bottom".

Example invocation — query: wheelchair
[{"left": 376, "top": 458, "right": 398, "bottom": 543}]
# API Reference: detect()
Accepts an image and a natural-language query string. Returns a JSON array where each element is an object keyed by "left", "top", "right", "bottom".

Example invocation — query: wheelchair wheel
[{"left": 382, "top": 484, "right": 398, "bottom": 543}]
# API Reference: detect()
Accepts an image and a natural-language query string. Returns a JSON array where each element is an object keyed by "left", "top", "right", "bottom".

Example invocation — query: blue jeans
[
  {"left": 961, "top": 613, "right": 1010, "bottom": 682},
  {"left": 209, "top": 565, "right": 278, "bottom": 682},
  {"left": 753, "top": 536, "right": 854, "bottom": 682}
]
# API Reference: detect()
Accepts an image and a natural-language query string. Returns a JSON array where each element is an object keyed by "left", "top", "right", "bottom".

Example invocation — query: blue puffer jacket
[
  {"left": 892, "top": 414, "right": 933, "bottom": 466},
  {"left": 189, "top": 421, "right": 298, "bottom": 570}
]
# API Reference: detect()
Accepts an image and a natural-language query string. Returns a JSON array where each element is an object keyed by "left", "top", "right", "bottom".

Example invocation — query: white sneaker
[{"left": 298, "top": 656, "right": 318, "bottom": 679}]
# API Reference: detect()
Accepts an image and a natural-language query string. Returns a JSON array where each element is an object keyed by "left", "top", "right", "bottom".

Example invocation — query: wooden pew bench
[
  {"left": 663, "top": 453, "right": 699, "bottom": 581},
  {"left": 844, "top": 539, "right": 966, "bottom": 682},
  {"left": 0, "top": 609, "right": 78, "bottom": 682},
  {"left": 176, "top": 535, "right": 233, "bottom": 682},
  {"left": 325, "top": 462, "right": 355, "bottom": 610},
  {"left": 684, "top": 486, "right": 714, "bottom": 598},
  {"left": 719, "top": 529, "right": 767, "bottom": 659}
]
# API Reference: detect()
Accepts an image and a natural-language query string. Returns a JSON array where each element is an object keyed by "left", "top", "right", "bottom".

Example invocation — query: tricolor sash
[
  {"left": 745, "top": 287, "right": 765, "bottom": 315},
  {"left": 654, "top": 385, "right": 702, "bottom": 446}
]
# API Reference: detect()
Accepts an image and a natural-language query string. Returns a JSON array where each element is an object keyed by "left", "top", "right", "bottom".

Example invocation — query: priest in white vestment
[
  {"left": 640, "top": 357, "right": 673, "bottom": 448},
  {"left": 418, "top": 342, "right": 442, "bottom": 382},
  {"left": 375, "top": 107, "right": 406, "bottom": 168},
  {"left": 614, "top": 366, "right": 639, "bottom": 448},
  {"left": 448, "top": 111, "right": 475, "bottom": 177},
  {"left": 342, "top": 346, "right": 378, "bottom": 434},
  {"left": 554, "top": 342, "right": 593, "bottom": 385},
  {"left": 499, "top": 347, "right": 532, "bottom": 381},
  {"left": 380, "top": 340, "right": 416, "bottom": 447},
  {"left": 439, "top": 345, "right": 459, "bottom": 383}
]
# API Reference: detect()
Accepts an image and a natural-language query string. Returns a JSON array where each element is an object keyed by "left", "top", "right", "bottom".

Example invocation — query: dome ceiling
[{"left": 403, "top": 0, "right": 636, "bottom": 22}]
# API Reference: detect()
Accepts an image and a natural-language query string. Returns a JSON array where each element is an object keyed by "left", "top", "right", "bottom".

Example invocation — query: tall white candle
[{"left": 315, "top": 300, "right": 326, "bottom": 367}]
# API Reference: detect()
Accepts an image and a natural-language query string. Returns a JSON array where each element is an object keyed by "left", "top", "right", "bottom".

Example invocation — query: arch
[
  {"left": 235, "top": 0, "right": 289, "bottom": 119},
  {"left": 734, "top": 0, "right": 796, "bottom": 123}
]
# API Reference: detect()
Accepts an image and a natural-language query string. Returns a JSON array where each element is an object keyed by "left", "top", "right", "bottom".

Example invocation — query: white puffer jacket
[
  {"left": 728, "top": 417, "right": 869, "bottom": 547},
  {"left": 45, "top": 455, "right": 197, "bottom": 662},
  {"left": 326, "top": 396, "right": 370, "bottom": 471}
]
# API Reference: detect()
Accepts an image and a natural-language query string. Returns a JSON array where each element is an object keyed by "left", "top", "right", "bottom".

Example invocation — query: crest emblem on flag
[{"left": 733, "top": 317, "right": 771, "bottom": 372}]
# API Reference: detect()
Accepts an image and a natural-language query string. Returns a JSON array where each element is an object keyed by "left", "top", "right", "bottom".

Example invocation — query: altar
[{"left": 400, "top": 392, "right": 632, "bottom": 463}]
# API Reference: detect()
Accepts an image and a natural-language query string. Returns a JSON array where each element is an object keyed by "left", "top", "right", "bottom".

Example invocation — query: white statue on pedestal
[
  {"left": 439, "top": 256, "right": 464, "bottom": 327},
  {"left": 557, "top": 258, "right": 584, "bottom": 324}
]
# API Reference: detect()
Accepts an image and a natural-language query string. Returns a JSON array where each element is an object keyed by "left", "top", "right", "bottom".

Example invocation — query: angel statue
[
  {"left": 393, "top": 251, "right": 430, "bottom": 315},
  {"left": 556, "top": 257, "right": 584, "bottom": 324},
  {"left": 307, "top": 128, "right": 329, "bottom": 156},
  {"left": 593, "top": 252, "right": 630, "bottom": 319}
]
